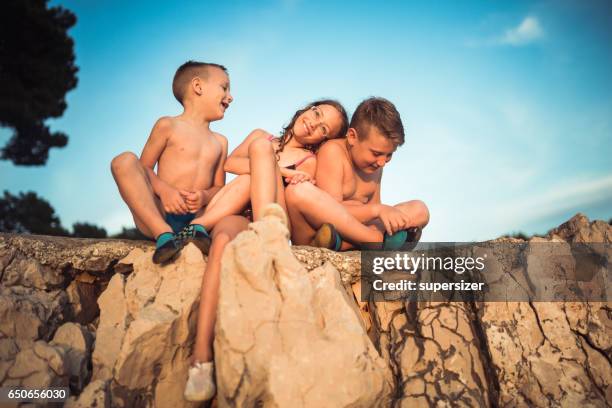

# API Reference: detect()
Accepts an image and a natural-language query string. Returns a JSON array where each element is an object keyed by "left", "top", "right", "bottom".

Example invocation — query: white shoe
[{"left": 184, "top": 361, "right": 216, "bottom": 402}]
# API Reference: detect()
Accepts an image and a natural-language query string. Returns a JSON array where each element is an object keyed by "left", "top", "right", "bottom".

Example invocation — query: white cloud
[
  {"left": 464, "top": 15, "right": 545, "bottom": 48},
  {"left": 500, "top": 16, "right": 544, "bottom": 46}
]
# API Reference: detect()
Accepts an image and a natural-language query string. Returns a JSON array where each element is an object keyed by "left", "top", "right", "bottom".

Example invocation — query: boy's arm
[
  {"left": 224, "top": 129, "right": 271, "bottom": 175},
  {"left": 347, "top": 180, "right": 413, "bottom": 235},
  {"left": 203, "top": 133, "right": 228, "bottom": 202},
  {"left": 140, "top": 118, "right": 189, "bottom": 214},
  {"left": 139, "top": 117, "right": 170, "bottom": 194}
]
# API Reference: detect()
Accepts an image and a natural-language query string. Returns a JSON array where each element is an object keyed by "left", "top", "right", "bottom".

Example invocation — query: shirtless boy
[
  {"left": 111, "top": 61, "right": 232, "bottom": 263},
  {"left": 285, "top": 97, "right": 429, "bottom": 250}
]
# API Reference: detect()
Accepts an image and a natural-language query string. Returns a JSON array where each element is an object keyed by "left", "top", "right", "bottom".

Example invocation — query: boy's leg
[
  {"left": 191, "top": 216, "right": 249, "bottom": 363},
  {"left": 367, "top": 200, "right": 430, "bottom": 234},
  {"left": 191, "top": 175, "right": 251, "bottom": 230},
  {"left": 358, "top": 200, "right": 428, "bottom": 250},
  {"left": 285, "top": 182, "right": 383, "bottom": 245},
  {"left": 110, "top": 152, "right": 171, "bottom": 238},
  {"left": 394, "top": 200, "right": 430, "bottom": 228}
]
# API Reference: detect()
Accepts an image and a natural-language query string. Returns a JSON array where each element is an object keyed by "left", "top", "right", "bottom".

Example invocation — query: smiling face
[
  {"left": 347, "top": 125, "right": 398, "bottom": 173},
  {"left": 291, "top": 104, "right": 345, "bottom": 146},
  {"left": 198, "top": 67, "right": 233, "bottom": 120}
]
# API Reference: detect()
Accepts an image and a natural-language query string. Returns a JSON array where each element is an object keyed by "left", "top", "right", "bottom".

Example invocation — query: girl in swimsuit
[
  {"left": 184, "top": 100, "right": 348, "bottom": 402},
  {"left": 193, "top": 99, "right": 348, "bottom": 228}
]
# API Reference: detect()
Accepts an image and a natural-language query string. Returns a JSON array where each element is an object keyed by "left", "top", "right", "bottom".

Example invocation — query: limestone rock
[
  {"left": 0, "top": 213, "right": 610, "bottom": 407},
  {"left": 215, "top": 210, "right": 392, "bottom": 407},
  {"left": 292, "top": 246, "right": 362, "bottom": 284},
  {"left": 0, "top": 233, "right": 149, "bottom": 276},
  {"left": 478, "top": 301, "right": 611, "bottom": 406},
  {"left": 0, "top": 286, "right": 68, "bottom": 347},
  {"left": 91, "top": 272, "right": 128, "bottom": 382},
  {"left": 51, "top": 322, "right": 94, "bottom": 391},
  {"left": 2, "top": 256, "right": 67, "bottom": 290},
  {"left": 548, "top": 213, "right": 611, "bottom": 243},
  {"left": 363, "top": 214, "right": 612, "bottom": 407},
  {"left": 92, "top": 245, "right": 206, "bottom": 407},
  {"left": 66, "top": 278, "right": 100, "bottom": 324},
  {"left": 4, "top": 341, "right": 69, "bottom": 389},
  {"left": 369, "top": 299, "right": 492, "bottom": 407},
  {"left": 65, "top": 379, "right": 110, "bottom": 408}
]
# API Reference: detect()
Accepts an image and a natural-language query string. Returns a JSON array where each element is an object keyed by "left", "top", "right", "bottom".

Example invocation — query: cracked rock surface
[
  {"left": 0, "top": 213, "right": 610, "bottom": 407},
  {"left": 364, "top": 214, "right": 611, "bottom": 407},
  {"left": 0, "top": 234, "right": 147, "bottom": 400},
  {"left": 92, "top": 245, "right": 207, "bottom": 407},
  {"left": 215, "top": 209, "right": 392, "bottom": 407}
]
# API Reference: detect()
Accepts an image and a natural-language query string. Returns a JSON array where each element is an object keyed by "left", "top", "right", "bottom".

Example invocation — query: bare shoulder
[
  {"left": 248, "top": 128, "right": 274, "bottom": 140},
  {"left": 153, "top": 116, "right": 176, "bottom": 132},
  {"left": 212, "top": 131, "right": 228, "bottom": 147},
  {"left": 317, "top": 139, "right": 346, "bottom": 160},
  {"left": 144, "top": 117, "right": 175, "bottom": 146}
]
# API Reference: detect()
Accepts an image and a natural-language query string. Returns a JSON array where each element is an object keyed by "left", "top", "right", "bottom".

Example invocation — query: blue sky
[{"left": 1, "top": 0, "right": 611, "bottom": 241}]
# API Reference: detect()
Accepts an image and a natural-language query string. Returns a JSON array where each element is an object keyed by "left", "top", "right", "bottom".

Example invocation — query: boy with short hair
[
  {"left": 111, "top": 60, "right": 232, "bottom": 263},
  {"left": 285, "top": 97, "right": 429, "bottom": 250}
]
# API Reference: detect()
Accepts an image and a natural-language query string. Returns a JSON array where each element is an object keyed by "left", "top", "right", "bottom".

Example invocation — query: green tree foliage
[
  {"left": 0, "top": 191, "right": 110, "bottom": 238},
  {"left": 0, "top": 0, "right": 78, "bottom": 165},
  {"left": 111, "top": 227, "right": 148, "bottom": 241},
  {"left": 0, "top": 191, "right": 68, "bottom": 235},
  {"left": 72, "top": 222, "right": 107, "bottom": 238}
]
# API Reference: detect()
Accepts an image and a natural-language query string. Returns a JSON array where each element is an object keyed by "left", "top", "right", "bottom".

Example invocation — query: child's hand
[
  {"left": 160, "top": 186, "right": 189, "bottom": 214},
  {"left": 285, "top": 171, "right": 315, "bottom": 185},
  {"left": 378, "top": 205, "right": 413, "bottom": 236},
  {"left": 180, "top": 190, "right": 208, "bottom": 213}
]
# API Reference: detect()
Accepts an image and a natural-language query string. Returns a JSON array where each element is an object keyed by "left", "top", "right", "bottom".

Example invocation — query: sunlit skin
[
  {"left": 188, "top": 102, "right": 345, "bottom": 369},
  {"left": 110, "top": 66, "right": 233, "bottom": 239},
  {"left": 110, "top": 66, "right": 241, "bottom": 382},
  {"left": 345, "top": 127, "right": 396, "bottom": 176},
  {"left": 286, "top": 125, "right": 430, "bottom": 249},
  {"left": 191, "top": 103, "right": 345, "bottom": 229},
  {"left": 290, "top": 105, "right": 343, "bottom": 148}
]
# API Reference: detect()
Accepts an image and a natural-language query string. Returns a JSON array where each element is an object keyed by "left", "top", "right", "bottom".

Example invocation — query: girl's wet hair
[{"left": 276, "top": 99, "right": 349, "bottom": 155}]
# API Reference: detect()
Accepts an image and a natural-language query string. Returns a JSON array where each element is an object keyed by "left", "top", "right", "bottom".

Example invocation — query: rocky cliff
[{"left": 0, "top": 214, "right": 610, "bottom": 407}]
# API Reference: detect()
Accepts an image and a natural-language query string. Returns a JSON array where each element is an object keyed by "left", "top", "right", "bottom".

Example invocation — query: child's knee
[
  {"left": 248, "top": 137, "right": 274, "bottom": 158},
  {"left": 211, "top": 232, "right": 232, "bottom": 248},
  {"left": 409, "top": 200, "right": 430, "bottom": 226},
  {"left": 111, "top": 151, "right": 138, "bottom": 176},
  {"left": 212, "top": 216, "right": 249, "bottom": 240},
  {"left": 417, "top": 200, "right": 430, "bottom": 225}
]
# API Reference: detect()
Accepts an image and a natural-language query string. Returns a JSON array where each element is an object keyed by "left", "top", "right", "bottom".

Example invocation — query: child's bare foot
[
  {"left": 184, "top": 361, "right": 216, "bottom": 402},
  {"left": 310, "top": 223, "right": 342, "bottom": 251}
]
